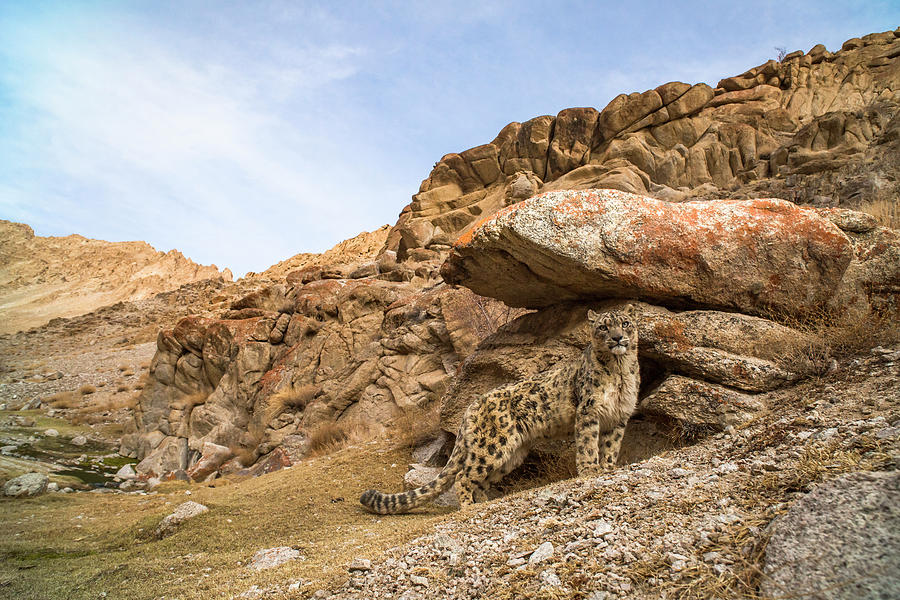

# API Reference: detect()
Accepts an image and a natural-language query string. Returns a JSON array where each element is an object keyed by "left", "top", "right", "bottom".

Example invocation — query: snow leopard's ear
[
  {"left": 587, "top": 309, "right": 599, "bottom": 323},
  {"left": 622, "top": 303, "right": 636, "bottom": 317}
]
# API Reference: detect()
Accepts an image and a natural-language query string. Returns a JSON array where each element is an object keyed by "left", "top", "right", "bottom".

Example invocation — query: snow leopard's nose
[{"left": 610, "top": 332, "right": 625, "bottom": 344}]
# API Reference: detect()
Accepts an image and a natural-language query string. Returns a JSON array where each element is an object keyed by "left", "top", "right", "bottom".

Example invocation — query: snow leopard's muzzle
[{"left": 606, "top": 327, "right": 630, "bottom": 355}]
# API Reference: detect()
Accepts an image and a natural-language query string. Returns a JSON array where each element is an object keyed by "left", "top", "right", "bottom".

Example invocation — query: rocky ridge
[
  {"left": 0, "top": 220, "right": 232, "bottom": 335},
  {"left": 385, "top": 28, "right": 900, "bottom": 258}
]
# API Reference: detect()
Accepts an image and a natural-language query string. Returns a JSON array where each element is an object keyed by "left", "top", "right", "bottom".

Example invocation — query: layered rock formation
[
  {"left": 0, "top": 220, "right": 231, "bottom": 335},
  {"left": 385, "top": 29, "right": 900, "bottom": 258},
  {"left": 125, "top": 30, "right": 900, "bottom": 481},
  {"left": 122, "top": 269, "right": 514, "bottom": 477},
  {"left": 252, "top": 225, "right": 391, "bottom": 282}
]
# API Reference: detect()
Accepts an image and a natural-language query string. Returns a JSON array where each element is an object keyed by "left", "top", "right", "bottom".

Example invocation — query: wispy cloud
[
  {"left": 1, "top": 1, "right": 898, "bottom": 277},
  {"left": 0, "top": 6, "right": 376, "bottom": 275}
]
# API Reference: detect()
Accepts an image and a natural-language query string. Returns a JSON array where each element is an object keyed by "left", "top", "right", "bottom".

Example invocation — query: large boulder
[
  {"left": 441, "top": 189, "right": 853, "bottom": 318},
  {"left": 761, "top": 470, "right": 900, "bottom": 599}
]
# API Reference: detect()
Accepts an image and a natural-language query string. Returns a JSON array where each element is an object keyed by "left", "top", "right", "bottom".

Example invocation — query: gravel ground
[{"left": 245, "top": 346, "right": 900, "bottom": 600}]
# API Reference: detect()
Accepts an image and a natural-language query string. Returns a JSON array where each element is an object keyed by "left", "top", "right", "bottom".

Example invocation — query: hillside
[
  {"left": 0, "top": 28, "right": 898, "bottom": 600},
  {"left": 0, "top": 220, "right": 232, "bottom": 335}
]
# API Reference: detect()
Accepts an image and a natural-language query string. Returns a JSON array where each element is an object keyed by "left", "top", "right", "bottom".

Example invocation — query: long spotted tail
[{"left": 360, "top": 437, "right": 465, "bottom": 514}]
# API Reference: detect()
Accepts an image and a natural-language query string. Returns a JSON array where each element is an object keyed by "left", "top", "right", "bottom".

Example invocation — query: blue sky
[{"left": 1, "top": 1, "right": 897, "bottom": 277}]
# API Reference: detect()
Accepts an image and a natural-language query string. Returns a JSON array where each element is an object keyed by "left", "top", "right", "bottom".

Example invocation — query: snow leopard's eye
[{"left": 621, "top": 321, "right": 630, "bottom": 328}]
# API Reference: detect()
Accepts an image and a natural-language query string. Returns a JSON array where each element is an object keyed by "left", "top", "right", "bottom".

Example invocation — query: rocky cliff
[
  {"left": 125, "top": 29, "right": 900, "bottom": 483},
  {"left": 385, "top": 29, "right": 900, "bottom": 258},
  {"left": 0, "top": 220, "right": 232, "bottom": 335}
]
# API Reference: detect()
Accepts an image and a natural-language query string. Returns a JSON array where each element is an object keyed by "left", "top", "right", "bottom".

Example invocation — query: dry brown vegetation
[
  {"left": 465, "top": 293, "right": 530, "bottom": 340},
  {"left": 860, "top": 197, "right": 900, "bottom": 229},
  {"left": 78, "top": 384, "right": 97, "bottom": 395},
  {"left": 307, "top": 419, "right": 375, "bottom": 457},
  {"left": 267, "top": 384, "right": 318, "bottom": 414},
  {"left": 173, "top": 392, "right": 209, "bottom": 413},
  {"left": 385, "top": 402, "right": 442, "bottom": 450},
  {"left": 770, "top": 306, "right": 900, "bottom": 376},
  {"left": 45, "top": 391, "right": 80, "bottom": 409},
  {"left": 70, "top": 394, "right": 140, "bottom": 425}
]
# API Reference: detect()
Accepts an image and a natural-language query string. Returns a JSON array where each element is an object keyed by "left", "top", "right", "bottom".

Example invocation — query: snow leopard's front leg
[
  {"left": 597, "top": 422, "right": 626, "bottom": 470},
  {"left": 575, "top": 402, "right": 602, "bottom": 476}
]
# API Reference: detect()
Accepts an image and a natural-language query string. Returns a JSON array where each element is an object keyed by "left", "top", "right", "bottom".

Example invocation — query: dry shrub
[
  {"left": 386, "top": 402, "right": 442, "bottom": 450},
  {"left": 117, "top": 364, "right": 130, "bottom": 372},
  {"left": 768, "top": 306, "right": 900, "bottom": 375},
  {"left": 140, "top": 362, "right": 151, "bottom": 370},
  {"left": 116, "top": 384, "right": 129, "bottom": 393},
  {"left": 229, "top": 445, "right": 259, "bottom": 468},
  {"left": 307, "top": 419, "right": 374, "bottom": 457},
  {"left": 267, "top": 384, "right": 318, "bottom": 414},
  {"left": 46, "top": 391, "right": 80, "bottom": 409},
  {"left": 175, "top": 392, "right": 209, "bottom": 412},
  {"left": 79, "top": 384, "right": 97, "bottom": 395},
  {"left": 71, "top": 394, "right": 140, "bottom": 424},
  {"left": 859, "top": 197, "right": 899, "bottom": 229}
]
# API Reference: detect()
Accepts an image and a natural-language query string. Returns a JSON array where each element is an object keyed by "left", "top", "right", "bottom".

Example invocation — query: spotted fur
[{"left": 360, "top": 305, "right": 640, "bottom": 514}]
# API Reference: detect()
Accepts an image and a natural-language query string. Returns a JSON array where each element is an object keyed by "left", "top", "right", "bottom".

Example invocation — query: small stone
[
  {"left": 115, "top": 464, "right": 137, "bottom": 479},
  {"left": 875, "top": 426, "right": 899, "bottom": 440},
  {"left": 154, "top": 501, "right": 209, "bottom": 538},
  {"left": 816, "top": 427, "right": 838, "bottom": 440},
  {"left": 1, "top": 445, "right": 17, "bottom": 455},
  {"left": 587, "top": 592, "right": 609, "bottom": 600},
  {"left": 248, "top": 546, "right": 301, "bottom": 570},
  {"left": 47, "top": 482, "right": 59, "bottom": 492},
  {"left": 590, "top": 519, "right": 614, "bottom": 537},
  {"left": 670, "top": 468, "right": 690, "bottom": 478},
  {"left": 409, "top": 574, "right": 428, "bottom": 586},
  {"left": 539, "top": 569, "right": 561, "bottom": 587},
  {"left": 71, "top": 435, "right": 88, "bottom": 446},
  {"left": 716, "top": 462, "right": 738, "bottom": 474},
  {"left": 43, "top": 429, "right": 59, "bottom": 437},
  {"left": 348, "top": 558, "right": 372, "bottom": 571},
  {"left": 2, "top": 473, "right": 49, "bottom": 497},
  {"left": 529, "top": 541, "right": 554, "bottom": 565}
]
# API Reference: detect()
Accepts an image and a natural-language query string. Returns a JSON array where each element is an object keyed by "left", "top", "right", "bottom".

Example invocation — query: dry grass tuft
[
  {"left": 116, "top": 384, "right": 129, "bottom": 393},
  {"left": 859, "top": 197, "right": 899, "bottom": 229},
  {"left": 267, "top": 384, "right": 318, "bottom": 414},
  {"left": 307, "top": 420, "right": 374, "bottom": 457},
  {"left": 45, "top": 391, "right": 80, "bottom": 409},
  {"left": 768, "top": 306, "right": 900, "bottom": 376},
  {"left": 70, "top": 394, "right": 140, "bottom": 424},
  {"left": 117, "top": 364, "right": 130, "bottom": 372},
  {"left": 172, "top": 392, "right": 209, "bottom": 413},
  {"left": 78, "top": 384, "right": 97, "bottom": 395},
  {"left": 386, "top": 402, "right": 442, "bottom": 450}
]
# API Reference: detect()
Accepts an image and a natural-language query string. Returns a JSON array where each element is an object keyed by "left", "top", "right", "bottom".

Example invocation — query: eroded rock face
[
  {"left": 385, "top": 30, "right": 900, "bottom": 260},
  {"left": 439, "top": 301, "right": 812, "bottom": 436},
  {"left": 125, "top": 270, "right": 511, "bottom": 479},
  {"left": 441, "top": 190, "right": 853, "bottom": 317}
]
